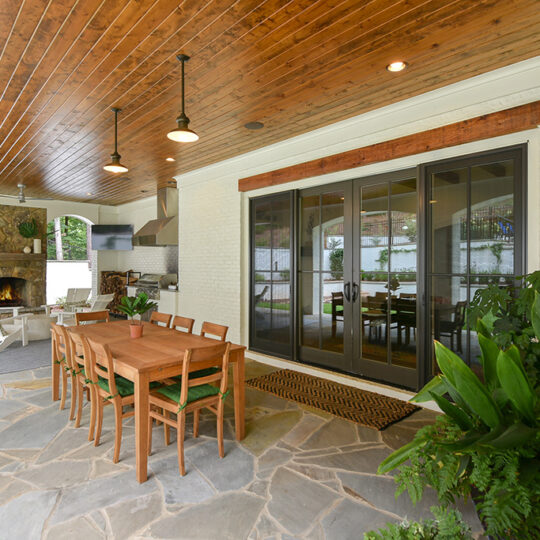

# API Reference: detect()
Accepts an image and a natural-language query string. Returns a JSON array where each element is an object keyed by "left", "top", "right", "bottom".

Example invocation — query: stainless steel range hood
[{"left": 132, "top": 187, "right": 178, "bottom": 246}]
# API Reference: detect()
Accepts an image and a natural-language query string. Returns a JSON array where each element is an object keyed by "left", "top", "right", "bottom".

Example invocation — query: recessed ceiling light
[
  {"left": 244, "top": 121, "right": 264, "bottom": 130},
  {"left": 86, "top": 192, "right": 93, "bottom": 196},
  {"left": 166, "top": 157, "right": 175, "bottom": 162},
  {"left": 386, "top": 61, "right": 407, "bottom": 72}
]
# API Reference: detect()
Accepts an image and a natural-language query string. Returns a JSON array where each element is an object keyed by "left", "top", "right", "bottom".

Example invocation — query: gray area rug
[{"left": 0, "top": 339, "right": 50, "bottom": 374}]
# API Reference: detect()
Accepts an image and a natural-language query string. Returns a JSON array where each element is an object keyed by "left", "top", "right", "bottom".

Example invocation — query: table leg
[
  {"left": 232, "top": 351, "right": 245, "bottom": 440},
  {"left": 51, "top": 337, "right": 59, "bottom": 401},
  {"left": 134, "top": 372, "right": 150, "bottom": 483}
]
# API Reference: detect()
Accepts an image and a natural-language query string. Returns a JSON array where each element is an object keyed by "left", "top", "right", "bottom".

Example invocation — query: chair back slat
[
  {"left": 200, "top": 321, "right": 228, "bottom": 341},
  {"left": 171, "top": 315, "right": 195, "bottom": 333},
  {"left": 180, "top": 342, "right": 230, "bottom": 404},
  {"left": 68, "top": 331, "right": 90, "bottom": 372},
  {"left": 150, "top": 311, "right": 172, "bottom": 327},
  {"left": 51, "top": 322, "right": 73, "bottom": 369},
  {"left": 86, "top": 338, "right": 118, "bottom": 397},
  {"left": 76, "top": 310, "right": 110, "bottom": 325}
]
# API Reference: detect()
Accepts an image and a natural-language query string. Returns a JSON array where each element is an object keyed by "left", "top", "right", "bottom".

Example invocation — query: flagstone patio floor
[{"left": 0, "top": 359, "right": 485, "bottom": 539}]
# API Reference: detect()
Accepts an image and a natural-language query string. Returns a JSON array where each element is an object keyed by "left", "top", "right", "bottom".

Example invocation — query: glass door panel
[
  {"left": 353, "top": 173, "right": 418, "bottom": 388},
  {"left": 298, "top": 185, "right": 352, "bottom": 372},
  {"left": 425, "top": 148, "right": 523, "bottom": 378}
]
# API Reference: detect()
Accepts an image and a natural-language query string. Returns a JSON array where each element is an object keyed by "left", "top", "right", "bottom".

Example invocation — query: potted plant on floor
[
  {"left": 370, "top": 290, "right": 540, "bottom": 539},
  {"left": 116, "top": 292, "right": 157, "bottom": 338}
]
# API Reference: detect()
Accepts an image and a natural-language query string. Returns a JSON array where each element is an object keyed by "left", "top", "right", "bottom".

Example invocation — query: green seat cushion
[
  {"left": 173, "top": 367, "right": 219, "bottom": 383},
  {"left": 97, "top": 375, "right": 134, "bottom": 397},
  {"left": 96, "top": 376, "right": 161, "bottom": 397},
  {"left": 156, "top": 382, "right": 219, "bottom": 405}
]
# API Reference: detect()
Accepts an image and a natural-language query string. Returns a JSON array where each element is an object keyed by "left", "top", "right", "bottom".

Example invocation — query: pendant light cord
[
  {"left": 114, "top": 108, "right": 118, "bottom": 154},
  {"left": 181, "top": 57, "right": 185, "bottom": 116}
]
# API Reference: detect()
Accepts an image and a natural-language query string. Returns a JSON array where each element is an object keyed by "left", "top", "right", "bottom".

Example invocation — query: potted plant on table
[
  {"left": 369, "top": 287, "right": 540, "bottom": 539},
  {"left": 116, "top": 292, "right": 157, "bottom": 338}
]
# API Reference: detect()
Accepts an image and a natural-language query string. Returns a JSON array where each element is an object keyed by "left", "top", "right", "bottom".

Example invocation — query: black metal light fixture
[
  {"left": 167, "top": 54, "right": 199, "bottom": 143},
  {"left": 103, "top": 107, "right": 128, "bottom": 173}
]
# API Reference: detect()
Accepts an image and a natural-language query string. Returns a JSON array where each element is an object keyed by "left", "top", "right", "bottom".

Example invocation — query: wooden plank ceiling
[{"left": 0, "top": 0, "right": 538, "bottom": 206}]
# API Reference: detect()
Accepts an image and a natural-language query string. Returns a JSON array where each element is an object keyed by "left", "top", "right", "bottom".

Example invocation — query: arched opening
[{"left": 46, "top": 215, "right": 94, "bottom": 304}]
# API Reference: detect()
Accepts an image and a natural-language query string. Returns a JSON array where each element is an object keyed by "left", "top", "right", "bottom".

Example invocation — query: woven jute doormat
[{"left": 246, "top": 369, "right": 419, "bottom": 430}]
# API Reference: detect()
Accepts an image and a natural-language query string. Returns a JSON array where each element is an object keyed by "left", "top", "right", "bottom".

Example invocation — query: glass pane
[
  {"left": 391, "top": 275, "right": 417, "bottom": 368},
  {"left": 300, "top": 195, "right": 320, "bottom": 271},
  {"left": 431, "top": 276, "right": 467, "bottom": 362},
  {"left": 321, "top": 272, "right": 344, "bottom": 353},
  {"left": 361, "top": 183, "right": 389, "bottom": 273},
  {"left": 254, "top": 272, "right": 272, "bottom": 340},
  {"left": 270, "top": 278, "right": 291, "bottom": 344},
  {"left": 254, "top": 200, "right": 272, "bottom": 270},
  {"left": 272, "top": 198, "right": 291, "bottom": 270},
  {"left": 300, "top": 272, "right": 321, "bottom": 349},
  {"left": 470, "top": 160, "right": 514, "bottom": 275},
  {"left": 431, "top": 168, "right": 468, "bottom": 274},
  {"left": 322, "top": 191, "right": 345, "bottom": 273},
  {"left": 391, "top": 178, "right": 417, "bottom": 273},
  {"left": 361, "top": 279, "right": 390, "bottom": 364}
]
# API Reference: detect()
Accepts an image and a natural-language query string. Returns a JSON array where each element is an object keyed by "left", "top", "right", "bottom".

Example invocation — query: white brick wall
[{"left": 178, "top": 176, "right": 242, "bottom": 341}]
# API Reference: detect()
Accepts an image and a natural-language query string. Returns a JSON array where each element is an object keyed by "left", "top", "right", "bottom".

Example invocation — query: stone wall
[
  {"left": 0, "top": 205, "right": 47, "bottom": 253},
  {"left": 0, "top": 205, "right": 47, "bottom": 307}
]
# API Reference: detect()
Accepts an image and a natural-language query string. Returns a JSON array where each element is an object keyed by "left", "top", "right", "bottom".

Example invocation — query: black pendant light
[
  {"left": 167, "top": 54, "right": 198, "bottom": 143},
  {"left": 103, "top": 107, "right": 128, "bottom": 173}
]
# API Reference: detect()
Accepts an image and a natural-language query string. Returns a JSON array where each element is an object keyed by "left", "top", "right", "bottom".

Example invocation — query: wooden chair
[
  {"left": 50, "top": 323, "right": 73, "bottom": 414},
  {"left": 75, "top": 310, "right": 110, "bottom": 325},
  {"left": 171, "top": 315, "right": 195, "bottom": 333},
  {"left": 67, "top": 331, "right": 96, "bottom": 439},
  {"left": 200, "top": 321, "right": 228, "bottom": 341},
  {"left": 85, "top": 337, "right": 136, "bottom": 463},
  {"left": 150, "top": 311, "right": 172, "bottom": 327},
  {"left": 148, "top": 341, "right": 231, "bottom": 475}
]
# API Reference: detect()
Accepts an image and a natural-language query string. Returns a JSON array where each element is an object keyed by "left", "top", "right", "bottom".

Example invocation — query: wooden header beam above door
[{"left": 238, "top": 101, "right": 540, "bottom": 192}]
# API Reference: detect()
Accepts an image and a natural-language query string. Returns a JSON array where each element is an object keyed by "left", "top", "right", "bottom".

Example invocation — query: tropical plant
[
  {"left": 18, "top": 218, "right": 39, "bottom": 238},
  {"left": 329, "top": 247, "right": 343, "bottom": 280},
  {"left": 364, "top": 506, "right": 472, "bottom": 540},
  {"left": 116, "top": 293, "right": 157, "bottom": 325},
  {"left": 467, "top": 271, "right": 540, "bottom": 382},
  {"left": 377, "top": 294, "right": 540, "bottom": 538}
]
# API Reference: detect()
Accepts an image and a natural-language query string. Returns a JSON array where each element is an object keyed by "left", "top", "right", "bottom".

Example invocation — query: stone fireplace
[{"left": 0, "top": 205, "right": 47, "bottom": 309}]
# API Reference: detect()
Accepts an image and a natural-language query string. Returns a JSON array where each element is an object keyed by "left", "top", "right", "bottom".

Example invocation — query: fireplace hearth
[{"left": 0, "top": 277, "right": 26, "bottom": 307}]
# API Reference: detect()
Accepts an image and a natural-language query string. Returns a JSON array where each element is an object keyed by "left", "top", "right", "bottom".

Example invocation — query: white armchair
[{"left": 0, "top": 314, "right": 29, "bottom": 352}]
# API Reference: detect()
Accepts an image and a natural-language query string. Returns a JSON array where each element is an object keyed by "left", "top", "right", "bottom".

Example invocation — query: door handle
[
  {"left": 352, "top": 282, "right": 359, "bottom": 303},
  {"left": 344, "top": 282, "right": 351, "bottom": 302}
]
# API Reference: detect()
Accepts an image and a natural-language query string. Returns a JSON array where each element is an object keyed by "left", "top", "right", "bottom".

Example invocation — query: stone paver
[{"left": 0, "top": 362, "right": 484, "bottom": 539}]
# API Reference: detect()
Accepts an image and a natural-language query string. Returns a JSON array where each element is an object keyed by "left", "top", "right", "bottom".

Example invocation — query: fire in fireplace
[{"left": 0, "top": 278, "right": 26, "bottom": 307}]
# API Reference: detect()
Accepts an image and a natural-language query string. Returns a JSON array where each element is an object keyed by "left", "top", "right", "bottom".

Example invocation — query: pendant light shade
[
  {"left": 103, "top": 107, "right": 128, "bottom": 173},
  {"left": 167, "top": 54, "right": 199, "bottom": 143}
]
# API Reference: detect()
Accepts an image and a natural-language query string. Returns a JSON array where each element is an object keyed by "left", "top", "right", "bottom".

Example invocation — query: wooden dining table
[{"left": 60, "top": 320, "right": 246, "bottom": 483}]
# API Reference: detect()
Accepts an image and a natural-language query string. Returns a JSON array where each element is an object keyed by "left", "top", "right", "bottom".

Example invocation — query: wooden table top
[{"left": 68, "top": 320, "right": 245, "bottom": 374}]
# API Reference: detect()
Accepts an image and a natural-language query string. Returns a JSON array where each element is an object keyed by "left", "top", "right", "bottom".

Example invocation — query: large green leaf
[
  {"left": 377, "top": 437, "right": 427, "bottom": 475},
  {"left": 410, "top": 375, "right": 446, "bottom": 403},
  {"left": 435, "top": 341, "right": 501, "bottom": 429},
  {"left": 487, "top": 422, "right": 537, "bottom": 449},
  {"left": 505, "top": 344, "right": 528, "bottom": 380},
  {"left": 477, "top": 333, "right": 500, "bottom": 390},
  {"left": 429, "top": 392, "right": 473, "bottom": 431},
  {"left": 497, "top": 350, "right": 536, "bottom": 426},
  {"left": 440, "top": 431, "right": 485, "bottom": 452},
  {"left": 531, "top": 290, "right": 540, "bottom": 338}
]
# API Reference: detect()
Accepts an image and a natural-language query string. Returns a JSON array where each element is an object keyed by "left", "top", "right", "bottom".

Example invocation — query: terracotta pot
[{"left": 129, "top": 323, "right": 143, "bottom": 338}]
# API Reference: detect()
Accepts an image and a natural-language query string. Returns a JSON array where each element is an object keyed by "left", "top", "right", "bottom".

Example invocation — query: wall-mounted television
[{"left": 91, "top": 224, "right": 133, "bottom": 251}]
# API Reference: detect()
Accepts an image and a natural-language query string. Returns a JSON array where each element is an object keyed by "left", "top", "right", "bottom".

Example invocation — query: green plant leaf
[
  {"left": 531, "top": 290, "right": 540, "bottom": 338},
  {"left": 410, "top": 375, "right": 446, "bottom": 403},
  {"left": 496, "top": 350, "right": 536, "bottom": 425},
  {"left": 429, "top": 392, "right": 473, "bottom": 431},
  {"left": 487, "top": 422, "right": 537, "bottom": 449},
  {"left": 477, "top": 333, "right": 500, "bottom": 390},
  {"left": 435, "top": 341, "right": 501, "bottom": 429},
  {"left": 377, "top": 437, "right": 427, "bottom": 475},
  {"left": 439, "top": 431, "right": 485, "bottom": 452}
]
